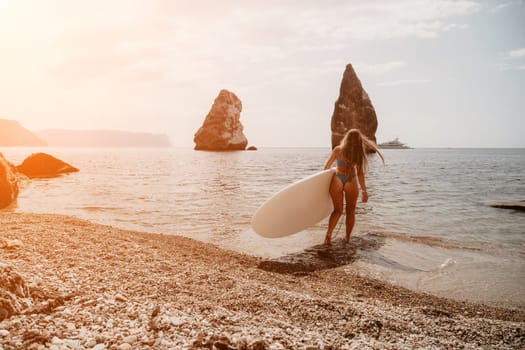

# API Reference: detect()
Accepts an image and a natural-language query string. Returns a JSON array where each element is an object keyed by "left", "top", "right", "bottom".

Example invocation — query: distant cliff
[
  {"left": 0, "top": 119, "right": 47, "bottom": 146},
  {"left": 37, "top": 129, "right": 171, "bottom": 148}
]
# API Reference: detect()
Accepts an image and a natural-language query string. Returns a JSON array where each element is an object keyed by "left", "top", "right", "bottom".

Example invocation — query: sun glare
[{"left": 0, "top": 0, "right": 15, "bottom": 17}]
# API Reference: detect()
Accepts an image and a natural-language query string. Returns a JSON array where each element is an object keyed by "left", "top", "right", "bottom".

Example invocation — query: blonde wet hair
[{"left": 339, "top": 129, "right": 384, "bottom": 175}]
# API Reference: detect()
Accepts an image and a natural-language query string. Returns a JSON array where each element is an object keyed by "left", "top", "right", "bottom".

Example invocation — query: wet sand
[{"left": 0, "top": 212, "right": 524, "bottom": 349}]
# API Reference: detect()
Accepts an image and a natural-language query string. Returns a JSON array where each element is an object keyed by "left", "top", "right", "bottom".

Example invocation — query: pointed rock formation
[
  {"left": 330, "top": 64, "right": 378, "bottom": 149},
  {"left": 0, "top": 119, "right": 46, "bottom": 146},
  {"left": 194, "top": 90, "right": 248, "bottom": 151},
  {"left": 17, "top": 153, "right": 79, "bottom": 178},
  {"left": 0, "top": 153, "right": 19, "bottom": 209}
]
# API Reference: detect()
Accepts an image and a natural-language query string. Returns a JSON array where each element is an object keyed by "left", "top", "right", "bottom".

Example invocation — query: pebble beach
[{"left": 0, "top": 212, "right": 524, "bottom": 349}]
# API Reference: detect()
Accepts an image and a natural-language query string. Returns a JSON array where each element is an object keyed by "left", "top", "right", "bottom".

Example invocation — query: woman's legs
[
  {"left": 344, "top": 180, "right": 359, "bottom": 242},
  {"left": 324, "top": 175, "right": 344, "bottom": 245}
]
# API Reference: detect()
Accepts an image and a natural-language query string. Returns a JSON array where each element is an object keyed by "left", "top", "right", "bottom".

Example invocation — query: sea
[{"left": 2, "top": 147, "right": 524, "bottom": 309}]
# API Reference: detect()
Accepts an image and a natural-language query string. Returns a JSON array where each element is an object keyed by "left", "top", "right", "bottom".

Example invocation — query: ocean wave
[
  {"left": 364, "top": 231, "right": 523, "bottom": 257},
  {"left": 80, "top": 206, "right": 122, "bottom": 212}
]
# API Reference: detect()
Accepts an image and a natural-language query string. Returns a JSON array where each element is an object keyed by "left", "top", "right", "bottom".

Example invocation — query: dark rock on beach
[
  {"left": 194, "top": 89, "right": 249, "bottom": 151},
  {"left": 0, "top": 153, "right": 19, "bottom": 209},
  {"left": 487, "top": 200, "right": 525, "bottom": 212},
  {"left": 0, "top": 263, "right": 31, "bottom": 322},
  {"left": 330, "top": 64, "right": 378, "bottom": 149},
  {"left": 16, "top": 153, "right": 79, "bottom": 178}
]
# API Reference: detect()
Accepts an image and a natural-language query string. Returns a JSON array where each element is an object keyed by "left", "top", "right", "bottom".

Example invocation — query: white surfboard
[{"left": 251, "top": 169, "right": 335, "bottom": 238}]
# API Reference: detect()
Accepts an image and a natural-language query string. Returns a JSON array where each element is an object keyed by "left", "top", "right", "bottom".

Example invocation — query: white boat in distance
[{"left": 378, "top": 138, "right": 411, "bottom": 149}]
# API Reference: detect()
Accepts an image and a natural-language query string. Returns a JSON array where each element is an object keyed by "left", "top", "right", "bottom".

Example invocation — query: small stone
[
  {"left": 249, "top": 340, "right": 268, "bottom": 350},
  {"left": 63, "top": 339, "right": 82, "bottom": 350},
  {"left": 3, "top": 239, "right": 23, "bottom": 250},
  {"left": 118, "top": 343, "right": 131, "bottom": 350},
  {"left": 170, "top": 317, "right": 184, "bottom": 326},
  {"left": 92, "top": 344, "right": 106, "bottom": 350},
  {"left": 66, "top": 322, "right": 76, "bottom": 331},
  {"left": 115, "top": 294, "right": 127, "bottom": 302},
  {"left": 0, "top": 329, "right": 9, "bottom": 337},
  {"left": 214, "top": 341, "right": 236, "bottom": 350},
  {"left": 122, "top": 335, "right": 137, "bottom": 344},
  {"left": 85, "top": 339, "right": 96, "bottom": 348},
  {"left": 51, "top": 336, "right": 64, "bottom": 345},
  {"left": 95, "top": 335, "right": 106, "bottom": 344}
]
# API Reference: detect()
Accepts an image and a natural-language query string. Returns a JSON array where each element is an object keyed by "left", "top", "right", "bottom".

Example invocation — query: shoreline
[{"left": 1, "top": 212, "right": 524, "bottom": 349}]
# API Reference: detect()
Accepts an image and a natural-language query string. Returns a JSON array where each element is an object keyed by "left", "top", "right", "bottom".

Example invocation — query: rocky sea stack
[
  {"left": 194, "top": 90, "right": 248, "bottom": 151},
  {"left": 331, "top": 64, "right": 378, "bottom": 149}
]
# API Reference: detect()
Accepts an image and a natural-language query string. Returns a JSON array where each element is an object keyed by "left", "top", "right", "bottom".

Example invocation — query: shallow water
[{"left": 2, "top": 147, "right": 524, "bottom": 308}]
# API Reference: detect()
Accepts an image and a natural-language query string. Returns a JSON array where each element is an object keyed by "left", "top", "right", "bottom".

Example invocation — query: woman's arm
[
  {"left": 356, "top": 166, "right": 368, "bottom": 203},
  {"left": 324, "top": 147, "right": 339, "bottom": 170}
]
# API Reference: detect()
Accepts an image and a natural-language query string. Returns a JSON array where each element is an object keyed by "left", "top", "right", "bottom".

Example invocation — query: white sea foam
[{"left": 438, "top": 258, "right": 457, "bottom": 271}]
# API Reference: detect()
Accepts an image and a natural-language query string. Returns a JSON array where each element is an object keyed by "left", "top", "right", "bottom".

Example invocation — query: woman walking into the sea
[{"left": 323, "top": 129, "right": 384, "bottom": 245}]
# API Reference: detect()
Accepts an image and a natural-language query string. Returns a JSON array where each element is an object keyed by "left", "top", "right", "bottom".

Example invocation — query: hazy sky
[{"left": 0, "top": 0, "right": 524, "bottom": 148}]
